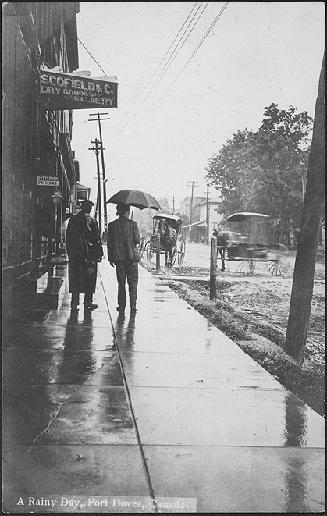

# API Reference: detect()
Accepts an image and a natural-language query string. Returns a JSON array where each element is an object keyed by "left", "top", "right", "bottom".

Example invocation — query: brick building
[{"left": 2, "top": 2, "right": 80, "bottom": 316}]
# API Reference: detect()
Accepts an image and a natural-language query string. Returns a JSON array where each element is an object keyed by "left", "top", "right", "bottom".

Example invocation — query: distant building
[
  {"left": 179, "top": 196, "right": 206, "bottom": 225},
  {"left": 180, "top": 194, "right": 224, "bottom": 243},
  {"left": 198, "top": 197, "right": 224, "bottom": 242}
]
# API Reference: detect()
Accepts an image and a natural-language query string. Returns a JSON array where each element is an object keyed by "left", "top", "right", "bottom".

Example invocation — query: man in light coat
[{"left": 107, "top": 203, "right": 140, "bottom": 316}]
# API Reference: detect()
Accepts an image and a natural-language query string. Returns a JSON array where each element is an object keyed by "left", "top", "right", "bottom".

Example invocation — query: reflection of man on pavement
[
  {"left": 107, "top": 203, "right": 140, "bottom": 316},
  {"left": 66, "top": 200, "right": 103, "bottom": 312}
]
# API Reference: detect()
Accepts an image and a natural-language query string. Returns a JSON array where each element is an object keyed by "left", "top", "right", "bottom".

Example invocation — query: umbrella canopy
[{"left": 106, "top": 189, "right": 161, "bottom": 210}]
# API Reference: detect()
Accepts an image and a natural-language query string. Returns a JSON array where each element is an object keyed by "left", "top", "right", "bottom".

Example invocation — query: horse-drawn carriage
[
  {"left": 142, "top": 213, "right": 186, "bottom": 268},
  {"left": 215, "top": 212, "right": 285, "bottom": 274}
]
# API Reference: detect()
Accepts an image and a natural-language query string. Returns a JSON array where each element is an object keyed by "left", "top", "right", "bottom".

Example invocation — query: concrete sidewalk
[
  {"left": 2, "top": 259, "right": 325, "bottom": 513},
  {"left": 3, "top": 263, "right": 152, "bottom": 514},
  {"left": 99, "top": 260, "right": 325, "bottom": 513}
]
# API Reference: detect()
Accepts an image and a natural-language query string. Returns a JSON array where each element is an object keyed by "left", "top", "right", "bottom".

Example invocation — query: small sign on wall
[{"left": 37, "top": 176, "right": 59, "bottom": 187}]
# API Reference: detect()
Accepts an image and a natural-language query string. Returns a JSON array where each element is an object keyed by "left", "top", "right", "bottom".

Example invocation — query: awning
[
  {"left": 183, "top": 221, "right": 207, "bottom": 229},
  {"left": 191, "top": 221, "right": 207, "bottom": 228}
]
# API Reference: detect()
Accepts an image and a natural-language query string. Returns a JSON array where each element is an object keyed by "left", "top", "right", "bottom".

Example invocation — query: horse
[
  {"left": 160, "top": 221, "right": 177, "bottom": 268},
  {"left": 213, "top": 228, "right": 233, "bottom": 271}
]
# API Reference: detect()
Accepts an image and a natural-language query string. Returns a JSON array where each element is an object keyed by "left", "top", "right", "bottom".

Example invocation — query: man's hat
[
  {"left": 80, "top": 199, "right": 94, "bottom": 210},
  {"left": 116, "top": 202, "right": 130, "bottom": 214}
]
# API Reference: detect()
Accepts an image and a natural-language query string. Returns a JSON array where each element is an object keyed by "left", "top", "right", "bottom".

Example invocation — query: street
[
  {"left": 2, "top": 259, "right": 325, "bottom": 513},
  {"left": 176, "top": 242, "right": 294, "bottom": 274}
]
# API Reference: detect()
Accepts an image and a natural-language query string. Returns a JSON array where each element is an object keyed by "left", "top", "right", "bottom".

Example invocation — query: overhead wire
[
  {"left": 119, "top": 2, "right": 208, "bottom": 132},
  {"left": 77, "top": 36, "right": 107, "bottom": 75},
  {"left": 145, "top": 2, "right": 209, "bottom": 106},
  {"left": 128, "top": 1, "right": 200, "bottom": 108},
  {"left": 127, "top": 3, "right": 208, "bottom": 121},
  {"left": 153, "top": 2, "right": 230, "bottom": 110}
]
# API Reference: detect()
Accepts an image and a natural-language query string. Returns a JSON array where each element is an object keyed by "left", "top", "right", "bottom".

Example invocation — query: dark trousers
[
  {"left": 71, "top": 291, "right": 93, "bottom": 307},
  {"left": 69, "top": 255, "right": 97, "bottom": 309},
  {"left": 116, "top": 261, "right": 138, "bottom": 311}
]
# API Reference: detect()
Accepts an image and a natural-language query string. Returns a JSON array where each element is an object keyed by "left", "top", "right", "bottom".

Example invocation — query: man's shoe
[{"left": 84, "top": 303, "right": 98, "bottom": 311}]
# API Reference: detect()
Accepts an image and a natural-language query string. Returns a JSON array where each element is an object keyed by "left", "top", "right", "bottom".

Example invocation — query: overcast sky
[{"left": 71, "top": 2, "right": 324, "bottom": 212}]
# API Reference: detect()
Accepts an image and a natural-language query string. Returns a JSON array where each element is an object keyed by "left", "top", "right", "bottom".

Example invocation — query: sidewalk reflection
[
  {"left": 112, "top": 312, "right": 137, "bottom": 352},
  {"left": 56, "top": 309, "right": 95, "bottom": 384},
  {"left": 284, "top": 392, "right": 308, "bottom": 512}
]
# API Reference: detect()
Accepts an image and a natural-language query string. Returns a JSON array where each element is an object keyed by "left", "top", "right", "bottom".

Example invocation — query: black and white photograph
[{"left": 2, "top": 1, "right": 325, "bottom": 513}]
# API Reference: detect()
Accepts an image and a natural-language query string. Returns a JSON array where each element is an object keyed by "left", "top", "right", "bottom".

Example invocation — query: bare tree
[{"left": 285, "top": 53, "right": 325, "bottom": 363}]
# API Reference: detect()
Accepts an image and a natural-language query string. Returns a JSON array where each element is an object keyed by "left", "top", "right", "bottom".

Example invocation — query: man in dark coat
[
  {"left": 66, "top": 200, "right": 103, "bottom": 311},
  {"left": 107, "top": 203, "right": 140, "bottom": 316}
]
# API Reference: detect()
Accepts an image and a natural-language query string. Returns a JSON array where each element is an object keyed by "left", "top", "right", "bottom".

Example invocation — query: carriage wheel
[
  {"left": 164, "top": 249, "right": 174, "bottom": 268},
  {"left": 139, "top": 239, "right": 147, "bottom": 259},
  {"left": 146, "top": 243, "right": 154, "bottom": 261},
  {"left": 268, "top": 258, "right": 289, "bottom": 276},
  {"left": 236, "top": 260, "right": 255, "bottom": 274},
  {"left": 171, "top": 248, "right": 177, "bottom": 266},
  {"left": 177, "top": 240, "right": 186, "bottom": 266}
]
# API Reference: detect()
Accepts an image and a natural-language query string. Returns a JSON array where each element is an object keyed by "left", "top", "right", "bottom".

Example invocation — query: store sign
[
  {"left": 40, "top": 70, "right": 118, "bottom": 110},
  {"left": 37, "top": 176, "right": 59, "bottom": 186}
]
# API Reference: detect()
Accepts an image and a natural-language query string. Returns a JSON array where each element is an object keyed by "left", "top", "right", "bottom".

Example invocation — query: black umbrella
[{"left": 106, "top": 189, "right": 161, "bottom": 210}]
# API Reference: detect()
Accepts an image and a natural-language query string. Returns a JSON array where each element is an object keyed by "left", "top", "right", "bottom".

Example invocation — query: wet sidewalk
[
  {"left": 100, "top": 261, "right": 325, "bottom": 513},
  {"left": 2, "top": 263, "right": 151, "bottom": 513},
  {"left": 2, "top": 259, "right": 325, "bottom": 513}
]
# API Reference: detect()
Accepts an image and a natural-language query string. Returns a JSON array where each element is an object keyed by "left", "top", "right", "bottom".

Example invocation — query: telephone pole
[
  {"left": 88, "top": 112, "right": 110, "bottom": 237},
  {"left": 88, "top": 138, "right": 102, "bottom": 235},
  {"left": 205, "top": 185, "right": 210, "bottom": 244},
  {"left": 186, "top": 181, "right": 199, "bottom": 242},
  {"left": 172, "top": 195, "right": 175, "bottom": 214}
]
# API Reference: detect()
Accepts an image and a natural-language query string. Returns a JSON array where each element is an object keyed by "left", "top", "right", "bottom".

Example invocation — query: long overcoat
[{"left": 66, "top": 211, "right": 103, "bottom": 293}]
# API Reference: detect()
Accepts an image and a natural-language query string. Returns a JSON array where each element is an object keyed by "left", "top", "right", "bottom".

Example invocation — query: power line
[
  {"left": 119, "top": 2, "right": 208, "bottom": 132},
  {"left": 128, "top": 3, "right": 208, "bottom": 121},
  {"left": 154, "top": 2, "right": 229, "bottom": 110},
  {"left": 123, "top": 2, "right": 199, "bottom": 119},
  {"left": 77, "top": 36, "right": 107, "bottom": 75},
  {"left": 129, "top": 2, "right": 200, "bottom": 108},
  {"left": 147, "top": 2, "right": 209, "bottom": 106}
]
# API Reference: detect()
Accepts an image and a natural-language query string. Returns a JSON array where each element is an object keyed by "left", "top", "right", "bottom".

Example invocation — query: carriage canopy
[
  {"left": 223, "top": 212, "right": 271, "bottom": 246},
  {"left": 153, "top": 213, "right": 183, "bottom": 233},
  {"left": 143, "top": 213, "right": 185, "bottom": 267},
  {"left": 225, "top": 212, "right": 269, "bottom": 222},
  {"left": 153, "top": 213, "right": 183, "bottom": 223}
]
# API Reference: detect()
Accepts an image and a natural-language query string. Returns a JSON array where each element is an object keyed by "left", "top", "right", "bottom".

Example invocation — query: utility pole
[
  {"left": 88, "top": 138, "right": 102, "bottom": 235},
  {"left": 172, "top": 195, "right": 175, "bottom": 214},
  {"left": 186, "top": 181, "right": 199, "bottom": 242},
  {"left": 88, "top": 112, "right": 110, "bottom": 238},
  {"left": 205, "top": 185, "right": 210, "bottom": 244}
]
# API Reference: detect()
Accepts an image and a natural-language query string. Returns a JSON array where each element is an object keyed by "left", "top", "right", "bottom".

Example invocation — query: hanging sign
[
  {"left": 37, "top": 176, "right": 60, "bottom": 186},
  {"left": 40, "top": 70, "right": 118, "bottom": 110}
]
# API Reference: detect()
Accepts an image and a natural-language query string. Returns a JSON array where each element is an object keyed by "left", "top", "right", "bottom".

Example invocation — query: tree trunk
[{"left": 285, "top": 54, "right": 325, "bottom": 363}]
